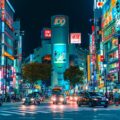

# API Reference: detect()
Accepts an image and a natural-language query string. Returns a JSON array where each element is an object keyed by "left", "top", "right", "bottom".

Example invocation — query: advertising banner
[
  {"left": 118, "top": 44, "right": 120, "bottom": 82},
  {"left": 51, "top": 15, "right": 68, "bottom": 28},
  {"left": 87, "top": 55, "right": 91, "bottom": 81},
  {"left": 53, "top": 44, "right": 66, "bottom": 63},
  {"left": 70, "top": 33, "right": 81, "bottom": 44},
  {"left": 43, "top": 29, "right": 51, "bottom": 39},
  {"left": 94, "top": 0, "right": 105, "bottom": 9}
]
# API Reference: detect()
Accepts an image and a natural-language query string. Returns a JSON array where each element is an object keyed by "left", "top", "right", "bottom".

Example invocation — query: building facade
[{"left": 0, "top": 0, "right": 23, "bottom": 94}]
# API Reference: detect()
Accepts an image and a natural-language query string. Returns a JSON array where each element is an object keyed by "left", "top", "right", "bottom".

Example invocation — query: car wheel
[
  {"left": 77, "top": 102, "right": 81, "bottom": 107},
  {"left": 63, "top": 101, "right": 67, "bottom": 105},
  {"left": 0, "top": 103, "right": 2, "bottom": 106},
  {"left": 104, "top": 104, "right": 108, "bottom": 108}
]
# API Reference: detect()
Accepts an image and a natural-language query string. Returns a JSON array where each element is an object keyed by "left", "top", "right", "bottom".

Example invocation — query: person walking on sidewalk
[{"left": 113, "top": 91, "right": 120, "bottom": 106}]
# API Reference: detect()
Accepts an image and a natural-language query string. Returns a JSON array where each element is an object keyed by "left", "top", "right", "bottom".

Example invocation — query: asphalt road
[{"left": 0, "top": 102, "right": 120, "bottom": 120}]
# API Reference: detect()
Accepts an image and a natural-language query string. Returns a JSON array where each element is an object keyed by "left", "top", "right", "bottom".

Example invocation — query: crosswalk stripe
[
  {"left": 0, "top": 113, "right": 11, "bottom": 116},
  {"left": 35, "top": 110, "right": 50, "bottom": 113},
  {"left": 11, "top": 110, "right": 35, "bottom": 114},
  {"left": 1, "top": 111, "right": 25, "bottom": 115}
]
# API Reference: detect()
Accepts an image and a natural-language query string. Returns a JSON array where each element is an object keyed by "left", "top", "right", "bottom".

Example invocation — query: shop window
[
  {"left": 112, "top": 38, "right": 118, "bottom": 49},
  {"left": 108, "top": 42, "right": 112, "bottom": 51}
]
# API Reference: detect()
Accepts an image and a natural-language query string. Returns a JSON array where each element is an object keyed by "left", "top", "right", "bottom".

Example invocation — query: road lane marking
[{"left": 53, "top": 118, "right": 73, "bottom": 120}]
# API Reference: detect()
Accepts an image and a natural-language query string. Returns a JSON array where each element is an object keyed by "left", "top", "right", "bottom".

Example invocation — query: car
[
  {"left": 50, "top": 93, "right": 67, "bottom": 104},
  {"left": 0, "top": 95, "right": 3, "bottom": 106},
  {"left": 66, "top": 94, "right": 78, "bottom": 103},
  {"left": 22, "top": 93, "right": 41, "bottom": 105},
  {"left": 77, "top": 92, "right": 109, "bottom": 108}
]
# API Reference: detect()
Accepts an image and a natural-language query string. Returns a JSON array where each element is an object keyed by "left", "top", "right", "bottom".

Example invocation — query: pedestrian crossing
[
  {"left": 0, "top": 107, "right": 51, "bottom": 116},
  {"left": 0, "top": 105, "right": 120, "bottom": 117}
]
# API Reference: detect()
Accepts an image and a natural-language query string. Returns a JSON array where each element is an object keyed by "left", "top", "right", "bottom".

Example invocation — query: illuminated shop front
[
  {"left": 101, "top": 0, "right": 120, "bottom": 91},
  {"left": 0, "top": 0, "right": 19, "bottom": 94}
]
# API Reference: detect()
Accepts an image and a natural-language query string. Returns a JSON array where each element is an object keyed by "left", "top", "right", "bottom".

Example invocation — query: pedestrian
[{"left": 113, "top": 91, "right": 120, "bottom": 106}]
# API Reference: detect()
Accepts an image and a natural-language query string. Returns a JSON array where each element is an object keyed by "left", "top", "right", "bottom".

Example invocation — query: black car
[
  {"left": 0, "top": 96, "right": 3, "bottom": 106},
  {"left": 77, "top": 92, "right": 109, "bottom": 107}
]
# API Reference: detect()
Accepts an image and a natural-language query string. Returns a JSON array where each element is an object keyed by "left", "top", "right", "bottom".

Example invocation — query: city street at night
[
  {"left": 1, "top": 0, "right": 120, "bottom": 119},
  {"left": 1, "top": 102, "right": 120, "bottom": 120}
]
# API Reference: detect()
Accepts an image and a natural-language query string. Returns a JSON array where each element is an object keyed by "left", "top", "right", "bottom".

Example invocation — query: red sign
[
  {"left": 70, "top": 33, "right": 81, "bottom": 44},
  {"left": 44, "top": 29, "right": 51, "bottom": 39},
  {"left": 0, "top": 0, "right": 5, "bottom": 9},
  {"left": 100, "top": 55, "right": 104, "bottom": 62},
  {"left": 97, "top": 1, "right": 104, "bottom": 8}
]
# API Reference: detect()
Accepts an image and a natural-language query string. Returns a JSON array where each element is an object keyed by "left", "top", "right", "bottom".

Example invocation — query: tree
[
  {"left": 22, "top": 62, "right": 52, "bottom": 84},
  {"left": 64, "top": 66, "right": 84, "bottom": 87}
]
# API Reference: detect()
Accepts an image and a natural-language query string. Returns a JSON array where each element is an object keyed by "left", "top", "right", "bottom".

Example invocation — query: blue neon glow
[{"left": 6, "top": 0, "right": 15, "bottom": 13}]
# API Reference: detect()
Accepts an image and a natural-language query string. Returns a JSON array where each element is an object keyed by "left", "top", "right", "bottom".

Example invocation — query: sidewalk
[
  {"left": 3, "top": 99, "right": 49, "bottom": 106},
  {"left": 3, "top": 102, "right": 22, "bottom": 106}
]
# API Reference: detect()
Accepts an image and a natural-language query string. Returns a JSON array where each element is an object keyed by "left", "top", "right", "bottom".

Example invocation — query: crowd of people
[{"left": 0, "top": 93, "right": 23, "bottom": 102}]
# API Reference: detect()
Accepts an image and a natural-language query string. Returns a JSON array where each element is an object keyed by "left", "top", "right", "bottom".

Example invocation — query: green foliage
[
  {"left": 64, "top": 66, "right": 84, "bottom": 86},
  {"left": 22, "top": 62, "right": 52, "bottom": 83}
]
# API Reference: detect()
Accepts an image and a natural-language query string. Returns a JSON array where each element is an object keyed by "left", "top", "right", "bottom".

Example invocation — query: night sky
[{"left": 10, "top": 0, "right": 93, "bottom": 57}]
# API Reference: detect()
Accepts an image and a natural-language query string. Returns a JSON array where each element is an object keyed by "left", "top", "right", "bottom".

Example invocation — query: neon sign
[
  {"left": 44, "top": 29, "right": 51, "bottom": 39},
  {"left": 70, "top": 33, "right": 81, "bottom": 44},
  {"left": 53, "top": 16, "right": 66, "bottom": 26},
  {"left": 102, "top": 0, "right": 117, "bottom": 28}
]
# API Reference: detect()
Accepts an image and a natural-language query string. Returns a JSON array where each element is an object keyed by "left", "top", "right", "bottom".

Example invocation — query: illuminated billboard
[
  {"left": 102, "top": 0, "right": 117, "bottom": 28},
  {"left": 43, "top": 29, "right": 51, "bottom": 39},
  {"left": 70, "top": 33, "right": 81, "bottom": 44},
  {"left": 53, "top": 44, "right": 66, "bottom": 63},
  {"left": 51, "top": 15, "right": 68, "bottom": 27},
  {"left": 94, "top": 0, "right": 105, "bottom": 9}
]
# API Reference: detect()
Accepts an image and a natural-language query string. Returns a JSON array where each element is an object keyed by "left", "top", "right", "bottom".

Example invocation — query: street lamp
[{"left": 103, "top": 62, "right": 108, "bottom": 98}]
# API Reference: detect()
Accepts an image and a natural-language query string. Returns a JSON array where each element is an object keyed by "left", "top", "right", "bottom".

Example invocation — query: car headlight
[
  {"left": 22, "top": 98, "right": 25, "bottom": 101},
  {"left": 106, "top": 98, "right": 109, "bottom": 101},
  {"left": 93, "top": 98, "right": 98, "bottom": 101},
  {"left": 70, "top": 97, "right": 73, "bottom": 100},
  {"left": 74, "top": 97, "right": 78, "bottom": 100},
  {"left": 60, "top": 97, "right": 64, "bottom": 102},
  {"left": 31, "top": 98, "right": 34, "bottom": 101},
  {"left": 51, "top": 97, "right": 56, "bottom": 101}
]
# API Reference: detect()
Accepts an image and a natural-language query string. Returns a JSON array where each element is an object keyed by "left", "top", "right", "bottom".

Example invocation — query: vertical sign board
[
  {"left": 70, "top": 33, "right": 81, "bottom": 44},
  {"left": 87, "top": 55, "right": 91, "bottom": 81},
  {"left": 0, "top": 0, "right": 5, "bottom": 20},
  {"left": 118, "top": 44, "right": 120, "bottom": 83}
]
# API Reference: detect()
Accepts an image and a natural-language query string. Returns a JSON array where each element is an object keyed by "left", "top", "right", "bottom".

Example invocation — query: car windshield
[
  {"left": 89, "top": 92, "right": 102, "bottom": 96},
  {"left": 27, "top": 93, "right": 40, "bottom": 98}
]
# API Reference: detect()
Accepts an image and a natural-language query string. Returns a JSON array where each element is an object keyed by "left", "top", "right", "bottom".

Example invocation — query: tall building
[
  {"left": 0, "top": 0, "right": 23, "bottom": 94},
  {"left": 92, "top": 0, "right": 120, "bottom": 92}
]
